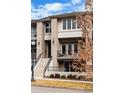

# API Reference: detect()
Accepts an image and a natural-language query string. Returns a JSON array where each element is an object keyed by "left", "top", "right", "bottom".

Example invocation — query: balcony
[
  {"left": 58, "top": 30, "right": 82, "bottom": 38},
  {"left": 57, "top": 50, "right": 78, "bottom": 59}
]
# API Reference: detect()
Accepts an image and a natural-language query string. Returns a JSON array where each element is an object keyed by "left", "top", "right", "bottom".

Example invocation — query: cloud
[
  {"left": 31, "top": 1, "right": 85, "bottom": 19},
  {"left": 71, "top": 0, "right": 82, "bottom": 5},
  {"left": 31, "top": 3, "right": 70, "bottom": 19},
  {"left": 77, "top": 3, "right": 85, "bottom": 12}
]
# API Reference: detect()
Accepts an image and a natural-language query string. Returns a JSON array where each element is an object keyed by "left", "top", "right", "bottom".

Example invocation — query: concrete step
[{"left": 34, "top": 58, "right": 50, "bottom": 80}]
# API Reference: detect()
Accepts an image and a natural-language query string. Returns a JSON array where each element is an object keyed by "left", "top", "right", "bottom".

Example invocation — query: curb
[
  {"left": 34, "top": 78, "right": 93, "bottom": 84},
  {"left": 31, "top": 85, "right": 93, "bottom": 91}
]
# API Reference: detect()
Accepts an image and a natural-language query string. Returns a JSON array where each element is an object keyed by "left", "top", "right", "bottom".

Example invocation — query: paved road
[{"left": 32, "top": 86, "right": 93, "bottom": 93}]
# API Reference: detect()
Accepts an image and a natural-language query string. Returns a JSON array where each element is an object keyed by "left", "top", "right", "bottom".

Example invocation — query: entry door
[
  {"left": 64, "top": 61, "right": 69, "bottom": 72},
  {"left": 48, "top": 41, "right": 51, "bottom": 57}
]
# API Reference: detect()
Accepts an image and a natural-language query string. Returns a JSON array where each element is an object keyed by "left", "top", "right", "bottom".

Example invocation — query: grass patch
[{"left": 31, "top": 79, "right": 93, "bottom": 90}]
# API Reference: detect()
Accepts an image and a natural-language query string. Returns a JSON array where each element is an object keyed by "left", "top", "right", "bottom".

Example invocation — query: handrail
[
  {"left": 36, "top": 52, "right": 43, "bottom": 62},
  {"left": 43, "top": 57, "right": 52, "bottom": 77},
  {"left": 32, "top": 52, "right": 43, "bottom": 69}
]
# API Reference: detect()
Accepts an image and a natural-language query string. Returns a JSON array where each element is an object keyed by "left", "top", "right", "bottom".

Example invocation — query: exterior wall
[
  {"left": 44, "top": 33, "right": 51, "bottom": 40},
  {"left": 51, "top": 18, "right": 59, "bottom": 67},
  {"left": 37, "top": 22, "right": 45, "bottom": 58},
  {"left": 58, "top": 19, "right": 63, "bottom": 32}
]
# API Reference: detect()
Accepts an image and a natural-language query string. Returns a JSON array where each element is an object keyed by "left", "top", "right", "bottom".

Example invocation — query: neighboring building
[
  {"left": 31, "top": 20, "right": 37, "bottom": 67},
  {"left": 31, "top": 12, "right": 89, "bottom": 79}
]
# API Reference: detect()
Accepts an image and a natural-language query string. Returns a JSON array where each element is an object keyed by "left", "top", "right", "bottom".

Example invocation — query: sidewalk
[{"left": 32, "top": 86, "right": 93, "bottom": 93}]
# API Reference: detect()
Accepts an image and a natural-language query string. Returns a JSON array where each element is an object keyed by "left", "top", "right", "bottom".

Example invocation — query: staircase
[{"left": 34, "top": 58, "right": 50, "bottom": 79}]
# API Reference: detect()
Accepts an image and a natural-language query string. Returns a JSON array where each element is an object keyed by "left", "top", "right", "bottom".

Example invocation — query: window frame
[
  {"left": 45, "top": 22, "right": 51, "bottom": 33},
  {"left": 62, "top": 18, "right": 80, "bottom": 30}
]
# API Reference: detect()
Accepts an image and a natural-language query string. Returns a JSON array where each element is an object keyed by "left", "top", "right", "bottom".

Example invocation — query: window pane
[
  {"left": 31, "top": 27, "right": 36, "bottom": 32},
  {"left": 77, "top": 20, "right": 80, "bottom": 29},
  {"left": 46, "top": 23, "right": 49, "bottom": 33},
  {"left": 63, "top": 19, "right": 66, "bottom": 30},
  {"left": 67, "top": 19, "right": 71, "bottom": 29},
  {"left": 72, "top": 19, "right": 76, "bottom": 29},
  {"left": 74, "top": 44, "right": 78, "bottom": 53},
  {"left": 68, "top": 44, "right": 72, "bottom": 55},
  {"left": 45, "top": 23, "right": 51, "bottom": 33},
  {"left": 62, "top": 45, "right": 66, "bottom": 55}
]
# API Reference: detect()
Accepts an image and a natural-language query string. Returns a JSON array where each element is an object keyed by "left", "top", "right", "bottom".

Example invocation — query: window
[
  {"left": 45, "top": 23, "right": 51, "bottom": 33},
  {"left": 74, "top": 44, "right": 78, "bottom": 53},
  {"left": 77, "top": 20, "right": 80, "bottom": 29},
  {"left": 72, "top": 18, "right": 76, "bottom": 29},
  {"left": 67, "top": 19, "right": 71, "bottom": 29},
  {"left": 63, "top": 19, "right": 66, "bottom": 30},
  {"left": 68, "top": 44, "right": 72, "bottom": 55},
  {"left": 31, "top": 27, "right": 36, "bottom": 32},
  {"left": 62, "top": 45, "right": 66, "bottom": 55},
  {"left": 63, "top": 18, "right": 80, "bottom": 30}
]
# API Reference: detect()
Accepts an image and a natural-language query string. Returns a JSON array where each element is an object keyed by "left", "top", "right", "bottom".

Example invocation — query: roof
[{"left": 31, "top": 11, "right": 92, "bottom": 22}]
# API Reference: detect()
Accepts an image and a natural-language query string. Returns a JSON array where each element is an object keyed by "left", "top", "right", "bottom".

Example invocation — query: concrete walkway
[{"left": 32, "top": 86, "right": 93, "bottom": 93}]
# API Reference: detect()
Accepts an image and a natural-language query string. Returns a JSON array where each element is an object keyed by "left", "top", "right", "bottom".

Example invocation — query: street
[{"left": 32, "top": 86, "right": 93, "bottom": 93}]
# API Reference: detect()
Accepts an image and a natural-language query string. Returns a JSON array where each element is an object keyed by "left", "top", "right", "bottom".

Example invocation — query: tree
[{"left": 72, "top": 0, "right": 93, "bottom": 81}]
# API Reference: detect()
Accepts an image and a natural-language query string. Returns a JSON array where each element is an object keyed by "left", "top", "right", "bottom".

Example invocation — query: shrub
[
  {"left": 67, "top": 74, "right": 77, "bottom": 80},
  {"left": 77, "top": 75, "right": 85, "bottom": 80},
  {"left": 49, "top": 74, "right": 54, "bottom": 78},
  {"left": 85, "top": 77, "right": 93, "bottom": 82},
  {"left": 67, "top": 74, "right": 73, "bottom": 79},
  {"left": 72, "top": 75, "right": 77, "bottom": 80},
  {"left": 54, "top": 73, "right": 60, "bottom": 78},
  {"left": 61, "top": 75, "right": 66, "bottom": 79}
]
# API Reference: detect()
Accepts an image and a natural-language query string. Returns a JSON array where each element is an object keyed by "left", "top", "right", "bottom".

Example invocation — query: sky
[{"left": 31, "top": 0, "right": 85, "bottom": 19}]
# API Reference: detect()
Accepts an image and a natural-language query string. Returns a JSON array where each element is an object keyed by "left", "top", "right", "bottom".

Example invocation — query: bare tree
[{"left": 72, "top": 0, "right": 93, "bottom": 81}]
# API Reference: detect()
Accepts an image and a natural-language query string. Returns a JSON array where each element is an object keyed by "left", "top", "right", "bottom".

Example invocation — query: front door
[{"left": 48, "top": 41, "right": 51, "bottom": 57}]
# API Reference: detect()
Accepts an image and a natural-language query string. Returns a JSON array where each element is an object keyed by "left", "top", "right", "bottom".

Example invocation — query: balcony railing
[
  {"left": 48, "top": 66, "right": 75, "bottom": 72},
  {"left": 57, "top": 50, "right": 79, "bottom": 58}
]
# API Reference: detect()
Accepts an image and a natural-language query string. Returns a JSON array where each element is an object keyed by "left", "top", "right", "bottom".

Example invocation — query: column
[
  {"left": 51, "top": 18, "right": 58, "bottom": 67},
  {"left": 36, "top": 22, "right": 45, "bottom": 59}
]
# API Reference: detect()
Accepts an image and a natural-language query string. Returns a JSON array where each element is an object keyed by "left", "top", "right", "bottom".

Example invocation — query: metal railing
[
  {"left": 48, "top": 66, "right": 65, "bottom": 71},
  {"left": 43, "top": 57, "right": 52, "bottom": 77},
  {"left": 31, "top": 52, "right": 43, "bottom": 80},
  {"left": 36, "top": 52, "right": 43, "bottom": 62},
  {"left": 48, "top": 66, "right": 75, "bottom": 72},
  {"left": 57, "top": 50, "right": 79, "bottom": 57}
]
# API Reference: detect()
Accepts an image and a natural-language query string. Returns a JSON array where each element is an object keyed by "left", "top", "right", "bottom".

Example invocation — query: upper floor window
[
  {"left": 77, "top": 20, "right": 80, "bottom": 29},
  {"left": 31, "top": 27, "right": 36, "bottom": 32},
  {"left": 72, "top": 18, "right": 76, "bottom": 29},
  {"left": 67, "top": 19, "right": 71, "bottom": 29},
  {"left": 63, "top": 19, "right": 66, "bottom": 30},
  {"left": 45, "top": 23, "right": 51, "bottom": 33},
  {"left": 63, "top": 18, "right": 80, "bottom": 30}
]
